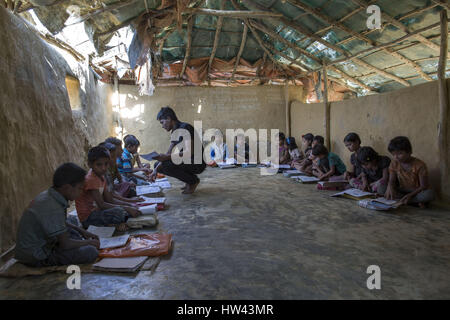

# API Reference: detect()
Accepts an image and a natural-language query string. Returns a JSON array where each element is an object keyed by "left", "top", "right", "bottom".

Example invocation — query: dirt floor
[{"left": 1, "top": 167, "right": 449, "bottom": 299}]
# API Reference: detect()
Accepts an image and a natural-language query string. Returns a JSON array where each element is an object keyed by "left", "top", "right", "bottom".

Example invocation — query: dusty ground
[{"left": 1, "top": 167, "right": 449, "bottom": 299}]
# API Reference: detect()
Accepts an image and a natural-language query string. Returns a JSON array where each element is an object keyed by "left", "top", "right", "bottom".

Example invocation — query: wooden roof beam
[
  {"left": 351, "top": 0, "right": 441, "bottom": 53},
  {"left": 208, "top": 0, "right": 225, "bottom": 84},
  {"left": 180, "top": 16, "right": 194, "bottom": 79},
  {"left": 183, "top": 7, "right": 283, "bottom": 18},
  {"left": 230, "top": 23, "right": 248, "bottom": 83},
  {"left": 286, "top": 0, "right": 412, "bottom": 86}
]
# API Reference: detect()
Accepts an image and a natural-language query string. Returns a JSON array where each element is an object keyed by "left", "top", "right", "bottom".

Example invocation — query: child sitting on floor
[
  {"left": 15, "top": 163, "right": 99, "bottom": 267},
  {"left": 104, "top": 137, "right": 136, "bottom": 198},
  {"left": 384, "top": 136, "right": 435, "bottom": 208},
  {"left": 311, "top": 144, "right": 347, "bottom": 181},
  {"left": 286, "top": 137, "right": 303, "bottom": 167},
  {"left": 342, "top": 132, "right": 363, "bottom": 183},
  {"left": 293, "top": 133, "right": 315, "bottom": 174},
  {"left": 209, "top": 129, "right": 230, "bottom": 166},
  {"left": 100, "top": 142, "right": 145, "bottom": 205},
  {"left": 117, "top": 135, "right": 152, "bottom": 185},
  {"left": 278, "top": 132, "right": 290, "bottom": 164},
  {"left": 76, "top": 146, "right": 141, "bottom": 231},
  {"left": 355, "top": 146, "right": 391, "bottom": 195}
]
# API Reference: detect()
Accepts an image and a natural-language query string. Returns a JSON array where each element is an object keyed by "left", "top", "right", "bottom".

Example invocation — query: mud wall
[
  {"left": 0, "top": 8, "right": 114, "bottom": 252},
  {"left": 291, "top": 80, "right": 450, "bottom": 201},
  {"left": 117, "top": 85, "right": 304, "bottom": 157}
]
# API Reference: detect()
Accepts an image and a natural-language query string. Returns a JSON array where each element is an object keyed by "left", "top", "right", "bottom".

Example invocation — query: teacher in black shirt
[{"left": 150, "top": 106, "right": 206, "bottom": 194}]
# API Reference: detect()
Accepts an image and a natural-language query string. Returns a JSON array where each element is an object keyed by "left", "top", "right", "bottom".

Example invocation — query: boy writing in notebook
[
  {"left": 384, "top": 136, "right": 435, "bottom": 207},
  {"left": 15, "top": 163, "right": 99, "bottom": 267},
  {"left": 76, "top": 146, "right": 141, "bottom": 231},
  {"left": 117, "top": 135, "right": 152, "bottom": 185}
]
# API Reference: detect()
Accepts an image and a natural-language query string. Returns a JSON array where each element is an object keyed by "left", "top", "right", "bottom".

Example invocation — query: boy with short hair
[
  {"left": 117, "top": 135, "right": 152, "bottom": 185},
  {"left": 103, "top": 137, "right": 136, "bottom": 197},
  {"left": 385, "top": 136, "right": 435, "bottom": 208},
  {"left": 75, "top": 146, "right": 141, "bottom": 231},
  {"left": 311, "top": 144, "right": 347, "bottom": 181},
  {"left": 15, "top": 163, "right": 99, "bottom": 267}
]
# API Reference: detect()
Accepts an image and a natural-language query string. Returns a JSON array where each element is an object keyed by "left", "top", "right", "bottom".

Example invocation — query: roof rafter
[
  {"left": 208, "top": 0, "right": 225, "bottom": 84},
  {"left": 242, "top": 0, "right": 379, "bottom": 92},
  {"left": 180, "top": 16, "right": 194, "bottom": 79},
  {"left": 350, "top": 0, "right": 441, "bottom": 53},
  {"left": 286, "top": 0, "right": 413, "bottom": 86},
  {"left": 230, "top": 23, "right": 248, "bottom": 83}
]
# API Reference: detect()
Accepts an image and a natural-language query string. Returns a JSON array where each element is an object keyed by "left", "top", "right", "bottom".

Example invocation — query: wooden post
[
  {"left": 323, "top": 66, "right": 331, "bottom": 151},
  {"left": 438, "top": 8, "right": 449, "bottom": 195},
  {"left": 285, "top": 80, "right": 291, "bottom": 137}
]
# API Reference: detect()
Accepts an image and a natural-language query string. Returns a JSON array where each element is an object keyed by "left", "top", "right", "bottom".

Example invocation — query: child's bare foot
[
  {"left": 418, "top": 202, "right": 426, "bottom": 209},
  {"left": 182, "top": 182, "right": 199, "bottom": 194},
  {"left": 116, "top": 223, "right": 129, "bottom": 232}
]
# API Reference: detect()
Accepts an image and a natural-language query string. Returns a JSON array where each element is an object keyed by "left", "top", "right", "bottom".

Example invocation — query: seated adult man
[{"left": 150, "top": 106, "right": 206, "bottom": 194}]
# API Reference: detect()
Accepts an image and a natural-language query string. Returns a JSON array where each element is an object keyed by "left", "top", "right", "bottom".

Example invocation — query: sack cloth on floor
[{"left": 99, "top": 233, "right": 172, "bottom": 258}]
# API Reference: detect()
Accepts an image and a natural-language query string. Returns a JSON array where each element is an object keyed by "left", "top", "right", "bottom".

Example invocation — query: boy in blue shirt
[{"left": 117, "top": 135, "right": 152, "bottom": 185}]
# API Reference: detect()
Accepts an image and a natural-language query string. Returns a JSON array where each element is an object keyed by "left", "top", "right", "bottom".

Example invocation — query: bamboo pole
[
  {"left": 286, "top": 0, "right": 415, "bottom": 85},
  {"left": 324, "top": 21, "right": 442, "bottom": 68},
  {"left": 208, "top": 0, "right": 225, "bottom": 85},
  {"left": 230, "top": 23, "right": 248, "bottom": 84},
  {"left": 323, "top": 67, "right": 331, "bottom": 151},
  {"left": 183, "top": 7, "right": 283, "bottom": 18},
  {"left": 180, "top": 16, "right": 194, "bottom": 79},
  {"left": 351, "top": 0, "right": 441, "bottom": 53},
  {"left": 285, "top": 80, "right": 291, "bottom": 137},
  {"left": 438, "top": 8, "right": 449, "bottom": 195}
]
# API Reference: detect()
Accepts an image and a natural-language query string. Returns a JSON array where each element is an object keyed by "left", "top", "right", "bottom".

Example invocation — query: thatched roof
[{"left": 14, "top": 0, "right": 450, "bottom": 101}]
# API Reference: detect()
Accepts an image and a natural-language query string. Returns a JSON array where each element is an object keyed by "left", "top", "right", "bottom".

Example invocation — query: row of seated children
[
  {"left": 208, "top": 130, "right": 252, "bottom": 165},
  {"left": 340, "top": 133, "right": 435, "bottom": 208},
  {"left": 284, "top": 131, "right": 435, "bottom": 208},
  {"left": 14, "top": 136, "right": 152, "bottom": 267}
]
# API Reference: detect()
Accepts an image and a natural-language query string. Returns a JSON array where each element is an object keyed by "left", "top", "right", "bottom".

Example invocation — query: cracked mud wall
[{"left": 0, "top": 7, "right": 114, "bottom": 252}]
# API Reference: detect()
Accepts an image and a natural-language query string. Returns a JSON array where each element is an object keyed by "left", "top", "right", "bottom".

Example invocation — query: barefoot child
[
  {"left": 76, "top": 146, "right": 141, "bottom": 231},
  {"left": 384, "top": 136, "right": 435, "bottom": 207},
  {"left": 357, "top": 146, "right": 391, "bottom": 195},
  {"left": 15, "top": 163, "right": 99, "bottom": 267},
  {"left": 311, "top": 144, "right": 347, "bottom": 181}
]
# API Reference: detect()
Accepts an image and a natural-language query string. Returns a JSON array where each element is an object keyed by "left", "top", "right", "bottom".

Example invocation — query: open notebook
[
  {"left": 87, "top": 226, "right": 115, "bottom": 238},
  {"left": 139, "top": 204, "right": 157, "bottom": 215},
  {"left": 136, "top": 185, "right": 162, "bottom": 195},
  {"left": 140, "top": 196, "right": 166, "bottom": 204},
  {"left": 331, "top": 188, "right": 376, "bottom": 200},
  {"left": 283, "top": 169, "right": 306, "bottom": 177},
  {"left": 294, "top": 176, "right": 320, "bottom": 184},
  {"left": 358, "top": 197, "right": 401, "bottom": 211},
  {"left": 99, "top": 235, "right": 130, "bottom": 250}
]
